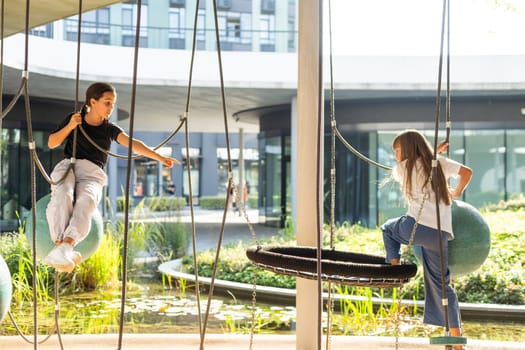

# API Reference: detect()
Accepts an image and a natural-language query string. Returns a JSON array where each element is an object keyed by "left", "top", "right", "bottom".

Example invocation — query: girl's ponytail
[{"left": 80, "top": 104, "right": 89, "bottom": 116}]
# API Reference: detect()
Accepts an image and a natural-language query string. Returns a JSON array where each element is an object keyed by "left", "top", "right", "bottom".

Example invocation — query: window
[
  {"left": 216, "top": 148, "right": 259, "bottom": 195},
  {"left": 506, "top": 130, "right": 525, "bottom": 198},
  {"left": 170, "top": 0, "right": 185, "bottom": 7},
  {"left": 122, "top": 3, "right": 148, "bottom": 47},
  {"left": 465, "top": 130, "right": 505, "bottom": 206},
  {"left": 217, "top": 0, "right": 232, "bottom": 10},
  {"left": 218, "top": 12, "right": 241, "bottom": 43},
  {"left": 260, "top": 14, "right": 275, "bottom": 51},
  {"left": 287, "top": 19, "right": 296, "bottom": 51},
  {"left": 261, "top": 0, "right": 275, "bottom": 14},
  {"left": 197, "top": 10, "right": 206, "bottom": 42},
  {"left": 29, "top": 23, "right": 53, "bottom": 38},
  {"left": 169, "top": 7, "right": 186, "bottom": 49},
  {"left": 181, "top": 148, "right": 201, "bottom": 202},
  {"left": 65, "top": 8, "right": 110, "bottom": 44},
  {"left": 217, "top": 11, "right": 251, "bottom": 48}
]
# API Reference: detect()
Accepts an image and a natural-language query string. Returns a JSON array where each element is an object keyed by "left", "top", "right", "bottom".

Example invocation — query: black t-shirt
[{"left": 53, "top": 113, "right": 123, "bottom": 168}]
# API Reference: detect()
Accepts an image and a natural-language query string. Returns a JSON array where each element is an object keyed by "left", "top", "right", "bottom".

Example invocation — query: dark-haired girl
[{"left": 44, "top": 82, "right": 180, "bottom": 273}]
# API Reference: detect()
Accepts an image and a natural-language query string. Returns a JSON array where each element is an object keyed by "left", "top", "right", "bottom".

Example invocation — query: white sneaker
[
  {"left": 43, "top": 244, "right": 76, "bottom": 273},
  {"left": 71, "top": 251, "right": 82, "bottom": 265}
]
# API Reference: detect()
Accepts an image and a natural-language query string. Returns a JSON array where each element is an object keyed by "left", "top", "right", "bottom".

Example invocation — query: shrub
[
  {"left": 199, "top": 196, "right": 226, "bottom": 210},
  {"left": 482, "top": 194, "right": 525, "bottom": 212},
  {"left": 146, "top": 196, "right": 186, "bottom": 211},
  {"left": 148, "top": 221, "right": 189, "bottom": 260},
  {"left": 247, "top": 195, "right": 258, "bottom": 209},
  {"left": 116, "top": 196, "right": 134, "bottom": 212}
]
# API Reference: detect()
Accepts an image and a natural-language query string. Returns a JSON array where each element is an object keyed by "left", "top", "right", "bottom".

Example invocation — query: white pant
[{"left": 46, "top": 159, "right": 107, "bottom": 244}]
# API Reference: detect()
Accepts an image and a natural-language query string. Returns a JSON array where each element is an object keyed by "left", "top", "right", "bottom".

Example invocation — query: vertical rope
[
  {"left": 315, "top": 0, "right": 324, "bottom": 348},
  {"left": 19, "top": 1, "right": 40, "bottom": 349},
  {"left": 117, "top": 0, "right": 142, "bottom": 348},
  {"left": 198, "top": 0, "right": 233, "bottom": 347},
  {"left": 326, "top": 0, "right": 336, "bottom": 348},
  {"left": 0, "top": 0, "right": 4, "bottom": 218},
  {"left": 183, "top": 0, "right": 205, "bottom": 342},
  {"left": 431, "top": 0, "right": 451, "bottom": 337}
]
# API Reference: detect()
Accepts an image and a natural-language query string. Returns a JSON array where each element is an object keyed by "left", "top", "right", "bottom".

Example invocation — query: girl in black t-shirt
[{"left": 44, "top": 82, "right": 180, "bottom": 273}]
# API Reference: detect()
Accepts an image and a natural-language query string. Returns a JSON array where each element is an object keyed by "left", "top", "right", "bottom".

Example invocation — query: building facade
[{"left": 2, "top": 0, "right": 524, "bottom": 232}]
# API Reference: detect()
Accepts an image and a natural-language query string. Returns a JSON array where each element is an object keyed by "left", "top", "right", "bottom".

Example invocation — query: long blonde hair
[{"left": 393, "top": 129, "right": 451, "bottom": 205}]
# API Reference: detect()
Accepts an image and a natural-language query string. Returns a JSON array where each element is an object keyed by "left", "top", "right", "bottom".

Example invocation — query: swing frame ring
[{"left": 246, "top": 245, "right": 417, "bottom": 288}]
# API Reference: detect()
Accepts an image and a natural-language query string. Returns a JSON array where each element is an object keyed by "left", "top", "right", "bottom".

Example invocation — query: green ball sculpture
[
  {"left": 0, "top": 254, "right": 12, "bottom": 322},
  {"left": 412, "top": 200, "right": 491, "bottom": 277},
  {"left": 25, "top": 194, "right": 104, "bottom": 263}
]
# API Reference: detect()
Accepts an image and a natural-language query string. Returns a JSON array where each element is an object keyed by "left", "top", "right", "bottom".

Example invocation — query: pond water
[{"left": 1, "top": 281, "right": 523, "bottom": 344}]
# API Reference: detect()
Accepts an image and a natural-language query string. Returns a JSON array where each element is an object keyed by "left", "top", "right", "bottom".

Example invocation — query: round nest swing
[{"left": 246, "top": 245, "right": 418, "bottom": 288}]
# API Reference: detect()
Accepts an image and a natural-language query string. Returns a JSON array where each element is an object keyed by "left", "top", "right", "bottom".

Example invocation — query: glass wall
[
  {"left": 181, "top": 148, "right": 201, "bottom": 204},
  {"left": 1, "top": 128, "right": 62, "bottom": 231},
  {"left": 259, "top": 134, "right": 285, "bottom": 227},
  {"left": 465, "top": 130, "right": 505, "bottom": 206},
  {"left": 259, "top": 128, "right": 525, "bottom": 228},
  {"left": 506, "top": 130, "right": 525, "bottom": 199},
  {"left": 326, "top": 130, "right": 373, "bottom": 226}
]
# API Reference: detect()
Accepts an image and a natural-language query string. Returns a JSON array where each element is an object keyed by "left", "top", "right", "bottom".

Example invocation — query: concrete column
[{"left": 296, "top": 1, "right": 323, "bottom": 350}]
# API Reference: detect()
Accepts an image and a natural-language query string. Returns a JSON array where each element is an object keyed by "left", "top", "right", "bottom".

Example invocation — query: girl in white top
[{"left": 381, "top": 129, "right": 472, "bottom": 349}]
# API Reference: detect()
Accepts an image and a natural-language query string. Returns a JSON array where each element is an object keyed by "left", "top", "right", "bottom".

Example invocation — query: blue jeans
[{"left": 381, "top": 215, "right": 461, "bottom": 328}]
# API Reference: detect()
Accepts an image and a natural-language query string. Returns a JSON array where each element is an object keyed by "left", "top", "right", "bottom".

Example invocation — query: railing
[{"left": 29, "top": 20, "right": 298, "bottom": 53}]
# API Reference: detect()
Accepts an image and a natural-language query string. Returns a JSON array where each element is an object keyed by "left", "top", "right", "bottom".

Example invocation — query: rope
[
  {"left": 431, "top": 0, "right": 452, "bottom": 338},
  {"left": 315, "top": 0, "right": 324, "bottom": 348},
  {"left": 20, "top": 0, "right": 42, "bottom": 347},
  {"left": 326, "top": 0, "right": 336, "bottom": 347},
  {"left": 335, "top": 127, "right": 392, "bottom": 171},
  {"left": 182, "top": 0, "right": 204, "bottom": 343},
  {"left": 76, "top": 117, "right": 185, "bottom": 160},
  {"left": 197, "top": 0, "right": 236, "bottom": 347},
  {"left": 116, "top": 0, "right": 143, "bottom": 347}
]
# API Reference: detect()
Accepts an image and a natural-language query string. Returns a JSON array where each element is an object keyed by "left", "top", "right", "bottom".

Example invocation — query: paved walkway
[{"left": 1, "top": 334, "right": 523, "bottom": 350}]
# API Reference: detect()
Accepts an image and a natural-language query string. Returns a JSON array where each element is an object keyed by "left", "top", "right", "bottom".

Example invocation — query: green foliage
[
  {"left": 199, "top": 196, "right": 227, "bottom": 210},
  {"left": 482, "top": 194, "right": 525, "bottom": 212},
  {"left": 183, "top": 201, "right": 525, "bottom": 305},
  {"left": 455, "top": 273, "right": 523, "bottom": 304},
  {"left": 147, "top": 221, "right": 189, "bottom": 261},
  {"left": 1, "top": 232, "right": 52, "bottom": 305},
  {"left": 74, "top": 230, "right": 121, "bottom": 291},
  {"left": 116, "top": 196, "right": 186, "bottom": 212},
  {"left": 146, "top": 196, "right": 186, "bottom": 211},
  {"left": 246, "top": 195, "right": 258, "bottom": 209},
  {"left": 116, "top": 196, "right": 134, "bottom": 212}
]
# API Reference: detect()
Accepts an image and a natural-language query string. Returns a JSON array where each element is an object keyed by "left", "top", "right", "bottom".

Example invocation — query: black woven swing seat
[{"left": 246, "top": 245, "right": 417, "bottom": 288}]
